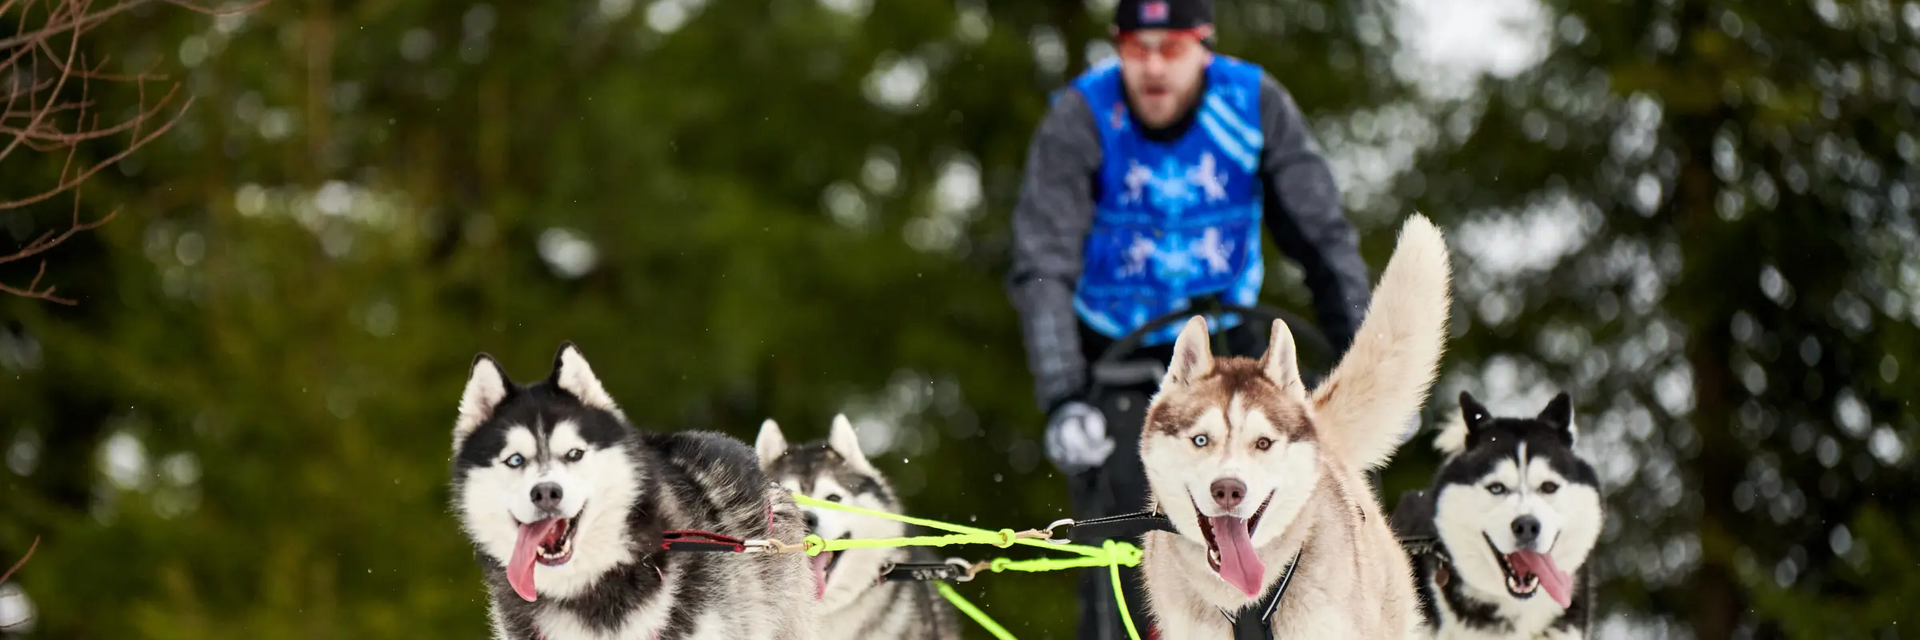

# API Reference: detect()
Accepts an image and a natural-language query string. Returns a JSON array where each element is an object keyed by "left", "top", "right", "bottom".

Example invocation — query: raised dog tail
[{"left": 1310, "top": 213, "right": 1453, "bottom": 471}]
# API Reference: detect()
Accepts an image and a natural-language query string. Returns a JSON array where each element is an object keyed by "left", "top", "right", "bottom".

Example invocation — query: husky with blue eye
[
  {"left": 1134, "top": 214, "right": 1453, "bottom": 638},
  {"left": 449, "top": 342, "right": 820, "bottom": 640},
  {"left": 1391, "top": 391, "right": 1603, "bottom": 639}
]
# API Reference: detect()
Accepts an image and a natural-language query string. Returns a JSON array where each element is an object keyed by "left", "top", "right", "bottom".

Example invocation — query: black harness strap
[
  {"left": 1224, "top": 550, "right": 1303, "bottom": 640},
  {"left": 1398, "top": 535, "right": 1451, "bottom": 563},
  {"left": 1051, "top": 510, "right": 1179, "bottom": 545}
]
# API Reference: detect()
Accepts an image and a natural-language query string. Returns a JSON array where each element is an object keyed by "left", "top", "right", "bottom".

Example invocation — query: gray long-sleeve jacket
[{"left": 1007, "top": 71, "right": 1373, "bottom": 412}]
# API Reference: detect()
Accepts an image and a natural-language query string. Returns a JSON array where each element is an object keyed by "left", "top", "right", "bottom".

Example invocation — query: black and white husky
[
  {"left": 450, "top": 342, "right": 819, "bottom": 640},
  {"left": 1391, "top": 391, "right": 1603, "bottom": 640},
  {"left": 755, "top": 415, "right": 963, "bottom": 640}
]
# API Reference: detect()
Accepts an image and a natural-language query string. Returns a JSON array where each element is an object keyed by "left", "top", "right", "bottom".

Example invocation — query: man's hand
[{"left": 1045, "top": 400, "right": 1115, "bottom": 475}]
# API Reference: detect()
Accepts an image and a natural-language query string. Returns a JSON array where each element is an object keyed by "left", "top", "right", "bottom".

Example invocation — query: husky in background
[
  {"left": 756, "top": 415, "right": 963, "bottom": 640},
  {"left": 1134, "top": 214, "right": 1453, "bottom": 638},
  {"left": 450, "top": 342, "right": 819, "bottom": 640},
  {"left": 1391, "top": 391, "right": 1603, "bottom": 639}
]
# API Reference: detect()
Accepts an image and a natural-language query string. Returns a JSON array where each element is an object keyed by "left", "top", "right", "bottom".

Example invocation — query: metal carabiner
[{"left": 1042, "top": 518, "right": 1076, "bottom": 545}]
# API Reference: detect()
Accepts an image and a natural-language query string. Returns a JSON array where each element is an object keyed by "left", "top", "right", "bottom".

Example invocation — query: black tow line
[{"left": 1042, "top": 510, "right": 1180, "bottom": 545}]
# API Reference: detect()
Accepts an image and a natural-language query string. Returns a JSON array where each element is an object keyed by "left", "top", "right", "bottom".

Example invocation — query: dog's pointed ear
[
  {"left": 827, "top": 414, "right": 874, "bottom": 469},
  {"left": 1538, "top": 392, "right": 1575, "bottom": 443},
  {"left": 1459, "top": 391, "right": 1491, "bottom": 433},
  {"left": 756, "top": 419, "right": 788, "bottom": 469},
  {"left": 1163, "top": 316, "right": 1215, "bottom": 389},
  {"left": 457, "top": 354, "right": 511, "bottom": 449},
  {"left": 551, "top": 341, "right": 625, "bottom": 420},
  {"left": 1258, "top": 319, "right": 1305, "bottom": 399}
]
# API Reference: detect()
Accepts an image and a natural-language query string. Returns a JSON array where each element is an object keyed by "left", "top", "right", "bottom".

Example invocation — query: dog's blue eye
[
  {"left": 1191, "top": 435, "right": 1208, "bottom": 447},
  {"left": 1486, "top": 483, "right": 1508, "bottom": 495},
  {"left": 505, "top": 454, "right": 525, "bottom": 468}
]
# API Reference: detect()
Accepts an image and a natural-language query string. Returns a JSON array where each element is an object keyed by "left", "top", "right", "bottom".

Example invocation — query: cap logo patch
[{"left": 1140, "top": 0, "right": 1169, "bottom": 24}]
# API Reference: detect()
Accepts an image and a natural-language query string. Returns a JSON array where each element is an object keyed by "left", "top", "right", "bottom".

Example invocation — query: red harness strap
[
  {"left": 531, "top": 507, "right": 791, "bottom": 638},
  {"left": 658, "top": 530, "right": 748, "bottom": 552}
]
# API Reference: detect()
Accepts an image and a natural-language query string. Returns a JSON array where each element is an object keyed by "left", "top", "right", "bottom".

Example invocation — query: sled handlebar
[{"left": 1087, "top": 300, "right": 1337, "bottom": 396}]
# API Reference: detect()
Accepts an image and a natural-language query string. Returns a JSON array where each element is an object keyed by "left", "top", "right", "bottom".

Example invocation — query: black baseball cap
[{"left": 1112, "top": 0, "right": 1214, "bottom": 32}]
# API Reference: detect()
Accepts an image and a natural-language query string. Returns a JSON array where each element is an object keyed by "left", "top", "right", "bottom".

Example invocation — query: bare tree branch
[
  {"left": 0, "top": 536, "right": 40, "bottom": 632},
  {"left": 0, "top": 0, "right": 261, "bottom": 304},
  {"left": 0, "top": 536, "right": 38, "bottom": 584}
]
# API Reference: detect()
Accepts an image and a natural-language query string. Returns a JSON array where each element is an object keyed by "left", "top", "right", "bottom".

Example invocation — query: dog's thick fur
[
  {"left": 757, "top": 415, "right": 964, "bottom": 640},
  {"left": 1393, "top": 392, "right": 1602, "bottom": 639},
  {"left": 1135, "top": 214, "right": 1452, "bottom": 638},
  {"left": 450, "top": 343, "right": 819, "bottom": 640}
]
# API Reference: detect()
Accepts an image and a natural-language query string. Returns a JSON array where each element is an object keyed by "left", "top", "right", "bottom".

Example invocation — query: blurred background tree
[{"left": 0, "top": 0, "right": 1914, "bottom": 638}]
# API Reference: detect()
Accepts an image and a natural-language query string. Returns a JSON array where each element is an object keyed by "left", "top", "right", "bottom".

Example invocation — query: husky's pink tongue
[
  {"left": 1507, "top": 550, "right": 1573, "bottom": 609},
  {"left": 809, "top": 552, "right": 833, "bottom": 601},
  {"left": 508, "top": 519, "right": 563, "bottom": 602},
  {"left": 1209, "top": 516, "right": 1266, "bottom": 597}
]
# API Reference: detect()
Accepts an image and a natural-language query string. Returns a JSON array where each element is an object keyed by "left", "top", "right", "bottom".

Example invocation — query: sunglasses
[{"left": 1115, "top": 28, "right": 1208, "bottom": 61}]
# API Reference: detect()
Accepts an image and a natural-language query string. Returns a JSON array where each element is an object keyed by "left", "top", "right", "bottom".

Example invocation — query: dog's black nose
[
  {"left": 804, "top": 511, "right": 821, "bottom": 532},
  {"left": 531, "top": 482, "right": 565, "bottom": 512},
  {"left": 1511, "top": 515, "right": 1541, "bottom": 546},
  {"left": 1210, "top": 478, "right": 1246, "bottom": 511}
]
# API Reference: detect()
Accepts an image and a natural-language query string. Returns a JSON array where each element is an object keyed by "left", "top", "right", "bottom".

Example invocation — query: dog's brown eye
[
  {"left": 825, "top": 494, "right": 843, "bottom": 503},
  {"left": 566, "top": 449, "right": 585, "bottom": 462},
  {"left": 1255, "top": 437, "right": 1273, "bottom": 451},
  {"left": 1540, "top": 482, "right": 1559, "bottom": 494}
]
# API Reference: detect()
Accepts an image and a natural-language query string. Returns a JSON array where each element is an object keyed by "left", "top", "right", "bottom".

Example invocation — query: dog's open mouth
[
  {"left": 811, "top": 533, "right": 851, "bottom": 582},
  {"left": 534, "top": 515, "right": 581, "bottom": 565},
  {"left": 1195, "top": 491, "right": 1273, "bottom": 598},
  {"left": 1483, "top": 533, "right": 1573, "bottom": 609},
  {"left": 506, "top": 508, "right": 584, "bottom": 603}
]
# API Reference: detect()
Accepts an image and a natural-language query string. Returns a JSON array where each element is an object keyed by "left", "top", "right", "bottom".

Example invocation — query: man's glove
[{"left": 1044, "top": 400, "right": 1115, "bottom": 475}]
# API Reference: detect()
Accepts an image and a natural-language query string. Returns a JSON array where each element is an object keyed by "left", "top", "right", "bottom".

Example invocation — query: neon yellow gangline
[
  {"left": 934, "top": 582, "right": 1019, "bottom": 640},
  {"left": 809, "top": 531, "right": 1028, "bottom": 554},
  {"left": 791, "top": 493, "right": 1110, "bottom": 558},
  {"left": 788, "top": 491, "right": 1147, "bottom": 640},
  {"left": 1106, "top": 540, "right": 1145, "bottom": 640}
]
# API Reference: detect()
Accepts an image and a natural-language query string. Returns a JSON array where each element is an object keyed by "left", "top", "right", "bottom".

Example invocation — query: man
[{"left": 1004, "top": 0, "right": 1376, "bottom": 637}]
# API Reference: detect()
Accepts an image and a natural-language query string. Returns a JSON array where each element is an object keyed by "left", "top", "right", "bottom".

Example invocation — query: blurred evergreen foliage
[{"left": 1, "top": 0, "right": 1915, "bottom": 638}]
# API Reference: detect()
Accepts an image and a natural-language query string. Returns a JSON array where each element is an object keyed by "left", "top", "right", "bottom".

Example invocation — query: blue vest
[{"left": 1067, "top": 55, "right": 1267, "bottom": 346}]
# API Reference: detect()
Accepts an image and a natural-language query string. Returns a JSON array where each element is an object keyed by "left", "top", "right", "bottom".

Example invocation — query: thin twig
[
  {"left": 0, "top": 536, "right": 40, "bottom": 584},
  {"left": 0, "top": 91, "right": 191, "bottom": 209},
  {"left": 1, "top": 0, "right": 262, "bottom": 304}
]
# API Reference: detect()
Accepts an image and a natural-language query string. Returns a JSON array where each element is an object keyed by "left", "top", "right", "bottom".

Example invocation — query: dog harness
[
  {"left": 1041, "top": 510, "right": 1307, "bottom": 638},
  {"left": 529, "top": 504, "right": 802, "bottom": 640},
  {"left": 1224, "top": 549, "right": 1302, "bottom": 640},
  {"left": 1065, "top": 54, "right": 1270, "bottom": 347}
]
